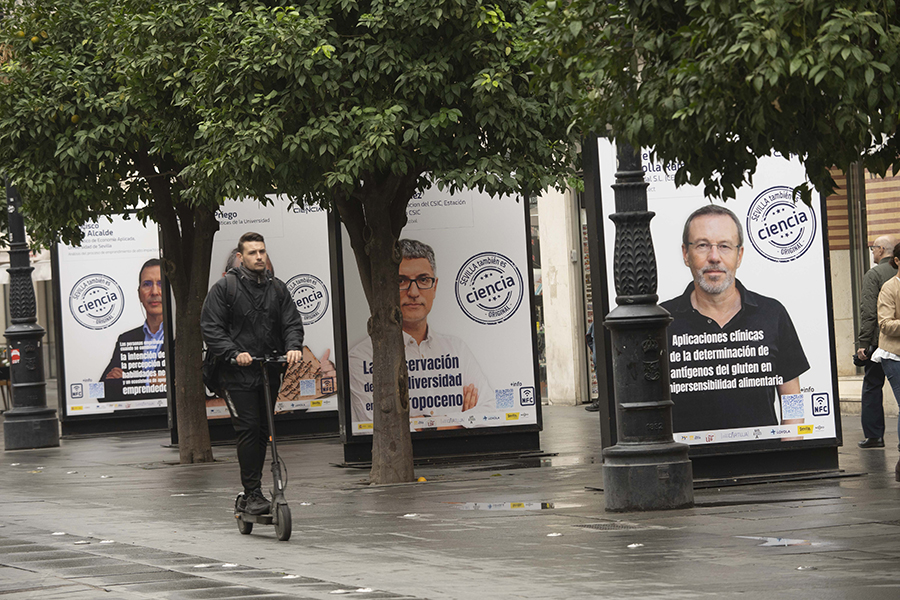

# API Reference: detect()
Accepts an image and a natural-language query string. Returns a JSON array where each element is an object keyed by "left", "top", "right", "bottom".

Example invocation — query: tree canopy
[
  {"left": 177, "top": 0, "right": 577, "bottom": 206},
  {"left": 180, "top": 0, "right": 578, "bottom": 482},
  {"left": 0, "top": 0, "right": 231, "bottom": 463},
  {"left": 1, "top": 0, "right": 578, "bottom": 481},
  {"left": 534, "top": 0, "right": 900, "bottom": 200}
]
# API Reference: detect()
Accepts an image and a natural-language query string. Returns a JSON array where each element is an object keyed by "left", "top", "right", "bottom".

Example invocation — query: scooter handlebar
[{"left": 228, "top": 355, "right": 288, "bottom": 366}]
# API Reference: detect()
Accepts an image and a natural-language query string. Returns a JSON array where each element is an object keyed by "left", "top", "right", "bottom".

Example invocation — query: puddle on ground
[
  {"left": 737, "top": 536, "right": 830, "bottom": 547},
  {"left": 451, "top": 501, "right": 555, "bottom": 511},
  {"left": 466, "top": 456, "right": 595, "bottom": 471}
]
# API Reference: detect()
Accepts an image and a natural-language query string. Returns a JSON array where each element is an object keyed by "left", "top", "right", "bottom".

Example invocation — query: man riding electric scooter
[{"left": 200, "top": 232, "right": 304, "bottom": 518}]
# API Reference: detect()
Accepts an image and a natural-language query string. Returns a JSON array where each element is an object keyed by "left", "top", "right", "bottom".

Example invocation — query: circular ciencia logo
[
  {"left": 746, "top": 186, "right": 817, "bottom": 263},
  {"left": 455, "top": 252, "right": 524, "bottom": 325},
  {"left": 286, "top": 274, "right": 329, "bottom": 325},
  {"left": 69, "top": 274, "right": 125, "bottom": 330}
]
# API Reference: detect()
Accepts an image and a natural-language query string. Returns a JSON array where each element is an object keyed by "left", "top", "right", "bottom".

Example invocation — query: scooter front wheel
[
  {"left": 237, "top": 517, "right": 253, "bottom": 535},
  {"left": 235, "top": 494, "right": 253, "bottom": 535},
  {"left": 275, "top": 504, "right": 291, "bottom": 541}
]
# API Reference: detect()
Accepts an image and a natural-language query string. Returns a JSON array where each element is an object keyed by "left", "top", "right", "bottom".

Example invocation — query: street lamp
[
  {"left": 601, "top": 142, "right": 692, "bottom": 511},
  {"left": 3, "top": 181, "right": 59, "bottom": 450}
]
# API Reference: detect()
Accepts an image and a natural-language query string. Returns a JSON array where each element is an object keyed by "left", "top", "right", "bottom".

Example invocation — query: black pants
[
  {"left": 223, "top": 384, "right": 277, "bottom": 492},
  {"left": 861, "top": 359, "right": 886, "bottom": 439}
]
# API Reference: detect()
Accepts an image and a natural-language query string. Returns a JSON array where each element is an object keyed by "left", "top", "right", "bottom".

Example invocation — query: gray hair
[
  {"left": 398, "top": 239, "right": 436, "bottom": 273},
  {"left": 682, "top": 204, "right": 743, "bottom": 247}
]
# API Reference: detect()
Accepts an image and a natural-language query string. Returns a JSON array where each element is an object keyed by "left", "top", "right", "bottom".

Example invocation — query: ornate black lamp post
[
  {"left": 601, "top": 143, "right": 692, "bottom": 511},
  {"left": 3, "top": 181, "right": 59, "bottom": 450}
]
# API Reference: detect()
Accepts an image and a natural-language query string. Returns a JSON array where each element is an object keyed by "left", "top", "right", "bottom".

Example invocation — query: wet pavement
[{"left": 1, "top": 405, "right": 899, "bottom": 599}]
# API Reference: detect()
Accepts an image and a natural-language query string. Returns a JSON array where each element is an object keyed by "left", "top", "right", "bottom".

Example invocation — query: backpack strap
[{"left": 225, "top": 271, "right": 238, "bottom": 311}]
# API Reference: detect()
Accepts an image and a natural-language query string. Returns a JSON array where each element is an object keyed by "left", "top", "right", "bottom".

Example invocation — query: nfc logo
[
  {"left": 811, "top": 393, "right": 830, "bottom": 417},
  {"left": 520, "top": 387, "right": 535, "bottom": 406}
]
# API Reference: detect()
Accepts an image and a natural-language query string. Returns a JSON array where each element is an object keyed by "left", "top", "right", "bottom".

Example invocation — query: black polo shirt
[{"left": 660, "top": 280, "right": 809, "bottom": 432}]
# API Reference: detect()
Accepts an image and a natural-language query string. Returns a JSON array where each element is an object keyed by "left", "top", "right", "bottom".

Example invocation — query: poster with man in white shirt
[
  {"left": 344, "top": 186, "right": 540, "bottom": 436},
  {"left": 349, "top": 239, "right": 494, "bottom": 430}
]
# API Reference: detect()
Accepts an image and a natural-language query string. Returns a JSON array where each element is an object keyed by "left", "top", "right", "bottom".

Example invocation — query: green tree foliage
[
  {"left": 534, "top": 0, "right": 900, "bottom": 200},
  {"left": 0, "top": 1, "right": 577, "bottom": 482},
  {"left": 0, "top": 0, "right": 223, "bottom": 464},
  {"left": 177, "top": 0, "right": 578, "bottom": 482}
]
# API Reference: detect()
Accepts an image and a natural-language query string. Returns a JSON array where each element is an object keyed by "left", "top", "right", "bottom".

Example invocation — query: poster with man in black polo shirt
[
  {"left": 598, "top": 139, "right": 839, "bottom": 446},
  {"left": 661, "top": 205, "right": 809, "bottom": 433}
]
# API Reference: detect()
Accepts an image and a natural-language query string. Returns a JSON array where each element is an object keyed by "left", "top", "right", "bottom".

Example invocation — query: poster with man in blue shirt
[{"left": 99, "top": 258, "right": 167, "bottom": 400}]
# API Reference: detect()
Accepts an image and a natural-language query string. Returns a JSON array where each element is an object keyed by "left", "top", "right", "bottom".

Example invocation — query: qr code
[
  {"left": 496, "top": 388, "right": 514, "bottom": 409},
  {"left": 299, "top": 379, "right": 316, "bottom": 397},
  {"left": 781, "top": 393, "right": 805, "bottom": 420},
  {"left": 88, "top": 382, "right": 105, "bottom": 399}
]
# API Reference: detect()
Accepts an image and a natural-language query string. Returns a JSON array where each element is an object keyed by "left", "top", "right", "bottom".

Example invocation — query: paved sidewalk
[{"left": 1, "top": 406, "right": 899, "bottom": 599}]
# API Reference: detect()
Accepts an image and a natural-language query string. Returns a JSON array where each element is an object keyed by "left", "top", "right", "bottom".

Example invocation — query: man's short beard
[{"left": 696, "top": 265, "right": 734, "bottom": 295}]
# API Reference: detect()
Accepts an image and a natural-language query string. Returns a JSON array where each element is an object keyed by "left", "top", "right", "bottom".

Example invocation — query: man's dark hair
[
  {"left": 139, "top": 258, "right": 161, "bottom": 284},
  {"left": 892, "top": 242, "right": 900, "bottom": 267},
  {"left": 223, "top": 247, "right": 240, "bottom": 274},
  {"left": 682, "top": 204, "right": 743, "bottom": 247},
  {"left": 399, "top": 239, "right": 436, "bottom": 273},
  {"left": 238, "top": 232, "right": 265, "bottom": 253}
]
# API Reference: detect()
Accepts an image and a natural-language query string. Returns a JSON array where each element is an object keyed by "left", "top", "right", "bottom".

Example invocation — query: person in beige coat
[{"left": 873, "top": 242, "right": 900, "bottom": 482}]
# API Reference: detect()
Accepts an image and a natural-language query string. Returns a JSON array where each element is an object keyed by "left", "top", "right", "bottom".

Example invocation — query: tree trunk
[
  {"left": 140, "top": 151, "right": 218, "bottom": 464},
  {"left": 365, "top": 212, "right": 413, "bottom": 483},
  {"left": 170, "top": 290, "right": 214, "bottom": 463},
  {"left": 335, "top": 171, "right": 420, "bottom": 484},
  {"left": 163, "top": 205, "right": 218, "bottom": 464}
]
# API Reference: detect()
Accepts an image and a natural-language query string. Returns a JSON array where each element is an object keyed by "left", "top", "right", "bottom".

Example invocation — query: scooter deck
[{"left": 235, "top": 512, "right": 274, "bottom": 524}]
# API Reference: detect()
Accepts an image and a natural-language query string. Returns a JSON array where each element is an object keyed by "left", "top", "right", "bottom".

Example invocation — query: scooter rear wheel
[{"left": 275, "top": 504, "right": 291, "bottom": 541}]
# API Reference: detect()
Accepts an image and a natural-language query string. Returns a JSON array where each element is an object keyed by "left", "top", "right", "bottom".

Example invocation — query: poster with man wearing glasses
[
  {"left": 343, "top": 187, "right": 538, "bottom": 436},
  {"left": 56, "top": 215, "right": 168, "bottom": 415},
  {"left": 98, "top": 258, "right": 167, "bottom": 402},
  {"left": 598, "top": 139, "right": 838, "bottom": 445},
  {"left": 660, "top": 204, "right": 809, "bottom": 433}
]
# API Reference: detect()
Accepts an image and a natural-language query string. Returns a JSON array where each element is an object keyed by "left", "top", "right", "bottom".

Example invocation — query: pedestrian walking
[
  {"left": 856, "top": 235, "right": 897, "bottom": 448},
  {"left": 584, "top": 322, "right": 601, "bottom": 412},
  {"left": 871, "top": 241, "right": 900, "bottom": 481}
]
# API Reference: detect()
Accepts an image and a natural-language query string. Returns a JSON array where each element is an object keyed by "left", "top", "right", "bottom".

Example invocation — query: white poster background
[
  {"left": 599, "top": 139, "right": 838, "bottom": 446},
  {"left": 208, "top": 196, "right": 337, "bottom": 416},
  {"left": 344, "top": 186, "right": 539, "bottom": 436},
  {"left": 57, "top": 216, "right": 166, "bottom": 416}
]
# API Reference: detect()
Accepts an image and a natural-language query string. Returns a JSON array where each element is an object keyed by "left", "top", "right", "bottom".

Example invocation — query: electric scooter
[{"left": 232, "top": 355, "right": 292, "bottom": 541}]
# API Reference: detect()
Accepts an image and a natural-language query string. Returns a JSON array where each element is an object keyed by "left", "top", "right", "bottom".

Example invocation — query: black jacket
[
  {"left": 200, "top": 266, "right": 304, "bottom": 390},
  {"left": 857, "top": 256, "right": 898, "bottom": 349}
]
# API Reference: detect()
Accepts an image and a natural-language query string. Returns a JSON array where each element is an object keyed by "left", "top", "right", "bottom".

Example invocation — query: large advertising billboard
[
  {"left": 56, "top": 216, "right": 167, "bottom": 417},
  {"left": 205, "top": 196, "right": 337, "bottom": 418},
  {"left": 598, "top": 139, "right": 839, "bottom": 448},
  {"left": 342, "top": 186, "right": 540, "bottom": 436}
]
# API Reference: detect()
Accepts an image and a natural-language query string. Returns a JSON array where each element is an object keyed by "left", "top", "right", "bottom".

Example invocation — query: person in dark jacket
[
  {"left": 856, "top": 235, "right": 897, "bottom": 448},
  {"left": 201, "top": 232, "right": 304, "bottom": 515},
  {"left": 584, "top": 323, "right": 601, "bottom": 412}
]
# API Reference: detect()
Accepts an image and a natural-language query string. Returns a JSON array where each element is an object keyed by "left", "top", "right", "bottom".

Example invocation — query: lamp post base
[
  {"left": 3, "top": 407, "right": 60, "bottom": 450},
  {"left": 602, "top": 442, "right": 693, "bottom": 512}
]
